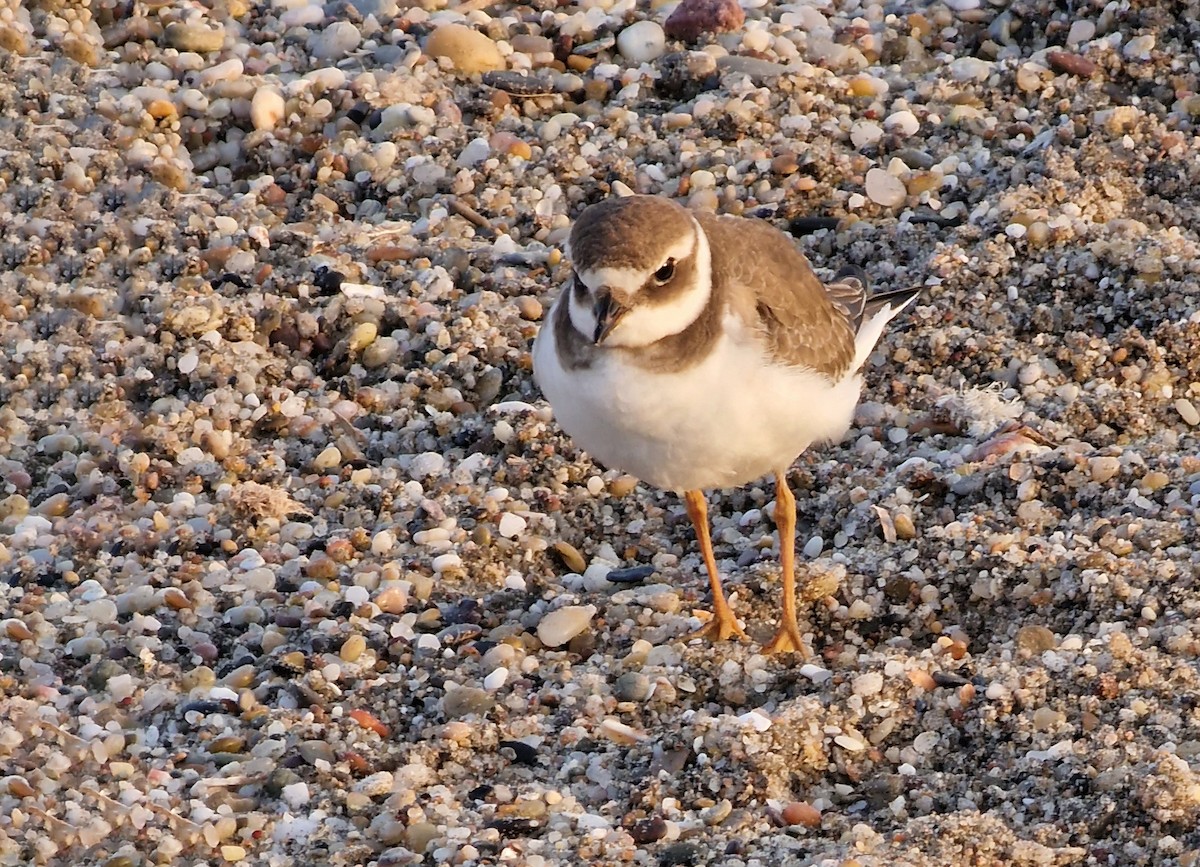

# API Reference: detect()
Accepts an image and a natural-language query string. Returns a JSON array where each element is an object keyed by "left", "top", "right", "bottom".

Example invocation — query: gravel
[{"left": 3, "top": 0, "right": 1200, "bottom": 865}]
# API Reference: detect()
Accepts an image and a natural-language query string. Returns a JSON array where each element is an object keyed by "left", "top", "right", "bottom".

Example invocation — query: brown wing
[{"left": 697, "top": 213, "right": 856, "bottom": 381}]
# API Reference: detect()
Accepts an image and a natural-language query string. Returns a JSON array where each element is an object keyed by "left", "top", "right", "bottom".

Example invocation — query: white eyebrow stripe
[{"left": 578, "top": 266, "right": 644, "bottom": 295}]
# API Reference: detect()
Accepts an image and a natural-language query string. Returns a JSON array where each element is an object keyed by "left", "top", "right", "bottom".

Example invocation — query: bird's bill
[{"left": 592, "top": 289, "right": 629, "bottom": 344}]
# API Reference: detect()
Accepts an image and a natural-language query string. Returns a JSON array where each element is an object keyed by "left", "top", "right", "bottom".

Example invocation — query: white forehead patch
[{"left": 577, "top": 266, "right": 643, "bottom": 297}]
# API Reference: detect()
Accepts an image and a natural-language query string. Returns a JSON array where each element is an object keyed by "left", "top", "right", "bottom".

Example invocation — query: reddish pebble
[
  {"left": 664, "top": 0, "right": 744, "bottom": 41},
  {"left": 349, "top": 708, "right": 390, "bottom": 738},
  {"left": 1046, "top": 50, "right": 1097, "bottom": 77},
  {"left": 781, "top": 801, "right": 821, "bottom": 827}
]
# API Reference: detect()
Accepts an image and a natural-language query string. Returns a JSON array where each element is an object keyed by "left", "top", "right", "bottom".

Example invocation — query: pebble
[
  {"left": 781, "top": 801, "right": 821, "bottom": 827},
  {"left": 884, "top": 110, "right": 920, "bottom": 138},
  {"left": 664, "top": 0, "right": 745, "bottom": 41},
  {"left": 251, "top": 88, "right": 286, "bottom": 131},
  {"left": 614, "top": 672, "right": 652, "bottom": 702},
  {"left": 443, "top": 686, "right": 495, "bottom": 718},
  {"left": 164, "top": 22, "right": 225, "bottom": 53},
  {"left": 617, "top": 21, "right": 667, "bottom": 64},
  {"left": 865, "top": 169, "right": 906, "bottom": 207},
  {"left": 1088, "top": 456, "right": 1121, "bottom": 483},
  {"left": 1175, "top": 399, "right": 1200, "bottom": 426},
  {"left": 537, "top": 605, "right": 596, "bottom": 647},
  {"left": 426, "top": 24, "right": 505, "bottom": 75},
  {"left": 498, "top": 512, "right": 527, "bottom": 538},
  {"left": 310, "top": 20, "right": 361, "bottom": 61},
  {"left": 850, "top": 120, "right": 883, "bottom": 148}
]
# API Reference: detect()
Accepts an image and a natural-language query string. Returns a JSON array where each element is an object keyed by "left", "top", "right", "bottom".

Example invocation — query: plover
[{"left": 533, "top": 195, "right": 919, "bottom": 655}]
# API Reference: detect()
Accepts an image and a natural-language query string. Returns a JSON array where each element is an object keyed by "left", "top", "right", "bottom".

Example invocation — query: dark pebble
[
  {"left": 606, "top": 565, "right": 655, "bottom": 584},
  {"left": 659, "top": 842, "right": 704, "bottom": 866},
  {"left": 626, "top": 816, "right": 668, "bottom": 845},
  {"left": 499, "top": 739, "right": 539, "bottom": 766}
]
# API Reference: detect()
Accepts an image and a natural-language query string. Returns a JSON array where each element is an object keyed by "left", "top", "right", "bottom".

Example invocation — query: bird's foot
[
  {"left": 688, "top": 609, "right": 748, "bottom": 643},
  {"left": 762, "top": 622, "right": 811, "bottom": 658}
]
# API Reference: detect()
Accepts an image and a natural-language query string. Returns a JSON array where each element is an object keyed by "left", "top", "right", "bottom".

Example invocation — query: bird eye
[{"left": 653, "top": 259, "right": 676, "bottom": 284}]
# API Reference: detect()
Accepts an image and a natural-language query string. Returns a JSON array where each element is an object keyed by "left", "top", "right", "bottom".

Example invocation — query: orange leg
[
  {"left": 763, "top": 471, "right": 811, "bottom": 657},
  {"left": 684, "top": 489, "right": 748, "bottom": 642}
]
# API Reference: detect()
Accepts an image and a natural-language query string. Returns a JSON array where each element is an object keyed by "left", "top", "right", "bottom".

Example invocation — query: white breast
[{"left": 534, "top": 309, "right": 865, "bottom": 492}]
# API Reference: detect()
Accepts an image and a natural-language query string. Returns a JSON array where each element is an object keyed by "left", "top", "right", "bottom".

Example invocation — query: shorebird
[{"left": 533, "top": 195, "right": 919, "bottom": 655}]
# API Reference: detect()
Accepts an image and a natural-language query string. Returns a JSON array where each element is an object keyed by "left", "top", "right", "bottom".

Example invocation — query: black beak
[{"left": 592, "top": 290, "right": 628, "bottom": 345}]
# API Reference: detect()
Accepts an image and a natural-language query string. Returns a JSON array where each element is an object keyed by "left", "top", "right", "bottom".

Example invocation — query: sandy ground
[{"left": 3, "top": 0, "right": 1200, "bottom": 865}]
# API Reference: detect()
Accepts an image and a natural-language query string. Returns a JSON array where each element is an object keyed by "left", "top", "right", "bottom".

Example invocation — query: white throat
[{"left": 568, "top": 218, "right": 714, "bottom": 349}]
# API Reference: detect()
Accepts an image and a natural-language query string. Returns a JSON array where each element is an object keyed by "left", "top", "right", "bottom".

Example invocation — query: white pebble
[
  {"left": 1175, "top": 398, "right": 1200, "bottom": 426},
  {"left": 281, "top": 782, "right": 310, "bottom": 808},
  {"left": 456, "top": 136, "right": 491, "bottom": 167},
  {"left": 537, "top": 604, "right": 596, "bottom": 647},
  {"left": 432, "top": 553, "right": 462, "bottom": 572},
  {"left": 883, "top": 109, "right": 920, "bottom": 137},
  {"left": 853, "top": 672, "right": 884, "bottom": 697},
  {"left": 1067, "top": 20, "right": 1095, "bottom": 46},
  {"left": 850, "top": 120, "right": 883, "bottom": 148},
  {"left": 178, "top": 350, "right": 199, "bottom": 375},
  {"left": 250, "top": 87, "right": 286, "bottom": 131},
  {"left": 741, "top": 28, "right": 771, "bottom": 53},
  {"left": 865, "top": 168, "right": 906, "bottom": 207},
  {"left": 1123, "top": 34, "right": 1155, "bottom": 60},
  {"left": 498, "top": 512, "right": 527, "bottom": 538},
  {"left": 617, "top": 21, "right": 666, "bottom": 64},
  {"left": 800, "top": 663, "right": 832, "bottom": 683},
  {"left": 309, "top": 20, "right": 361, "bottom": 61},
  {"left": 371, "top": 529, "right": 396, "bottom": 555},
  {"left": 410, "top": 452, "right": 446, "bottom": 478},
  {"left": 803, "top": 536, "right": 824, "bottom": 558},
  {"left": 483, "top": 668, "right": 509, "bottom": 690},
  {"left": 949, "top": 57, "right": 992, "bottom": 82},
  {"left": 1006, "top": 223, "right": 1027, "bottom": 239}
]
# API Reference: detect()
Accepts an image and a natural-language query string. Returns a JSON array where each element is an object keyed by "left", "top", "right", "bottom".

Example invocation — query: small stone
[
  {"left": 781, "top": 801, "right": 821, "bottom": 827},
  {"left": 1089, "top": 456, "right": 1121, "bottom": 483},
  {"left": 164, "top": 22, "right": 225, "bottom": 53},
  {"left": 664, "top": 0, "right": 745, "bottom": 41},
  {"left": 310, "top": 20, "right": 361, "bottom": 61},
  {"left": 340, "top": 634, "right": 366, "bottom": 662},
  {"left": 1016, "top": 624, "right": 1056, "bottom": 653},
  {"left": 537, "top": 605, "right": 596, "bottom": 648},
  {"left": 617, "top": 21, "right": 666, "bottom": 64},
  {"left": 517, "top": 296, "right": 543, "bottom": 321},
  {"left": 865, "top": 169, "right": 906, "bottom": 207},
  {"left": 884, "top": 109, "right": 920, "bottom": 137},
  {"left": 850, "top": 120, "right": 883, "bottom": 148},
  {"left": 853, "top": 672, "right": 884, "bottom": 697},
  {"left": 1175, "top": 399, "right": 1200, "bottom": 426},
  {"left": 313, "top": 446, "right": 342, "bottom": 471},
  {"left": 406, "top": 822, "right": 440, "bottom": 854},
  {"left": 483, "top": 668, "right": 509, "bottom": 690},
  {"left": 376, "top": 584, "right": 408, "bottom": 614},
  {"left": 614, "top": 671, "right": 652, "bottom": 702},
  {"left": 625, "top": 816, "right": 668, "bottom": 844},
  {"left": 251, "top": 87, "right": 286, "bottom": 131},
  {"left": 1066, "top": 20, "right": 1095, "bottom": 46},
  {"left": 410, "top": 452, "right": 446, "bottom": 478},
  {"left": 443, "top": 686, "right": 495, "bottom": 718},
  {"left": 426, "top": 24, "right": 505, "bottom": 75},
  {"left": 553, "top": 541, "right": 587, "bottom": 573},
  {"left": 1123, "top": 34, "right": 1155, "bottom": 60},
  {"left": 700, "top": 799, "right": 732, "bottom": 826},
  {"left": 498, "top": 512, "right": 527, "bottom": 538},
  {"left": 456, "top": 137, "right": 491, "bottom": 167},
  {"left": 1046, "top": 51, "right": 1097, "bottom": 77}
]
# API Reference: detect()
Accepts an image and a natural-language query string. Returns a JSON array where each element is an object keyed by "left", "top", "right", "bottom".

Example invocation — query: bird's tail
[{"left": 852, "top": 284, "right": 921, "bottom": 371}]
